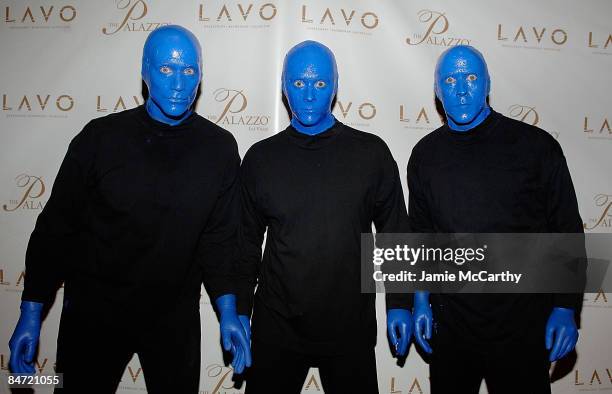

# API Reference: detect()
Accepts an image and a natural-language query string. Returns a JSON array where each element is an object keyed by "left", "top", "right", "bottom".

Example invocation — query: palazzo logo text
[
  {"left": 3, "top": 174, "right": 47, "bottom": 212},
  {"left": 102, "top": 0, "right": 170, "bottom": 35},
  {"left": 206, "top": 88, "right": 270, "bottom": 131},
  {"left": 584, "top": 194, "right": 612, "bottom": 230},
  {"left": 406, "top": 10, "right": 470, "bottom": 47}
]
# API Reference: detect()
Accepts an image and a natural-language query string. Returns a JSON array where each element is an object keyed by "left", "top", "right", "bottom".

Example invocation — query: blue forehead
[
  {"left": 435, "top": 45, "right": 488, "bottom": 78},
  {"left": 283, "top": 40, "right": 337, "bottom": 81},
  {"left": 143, "top": 25, "right": 201, "bottom": 68}
]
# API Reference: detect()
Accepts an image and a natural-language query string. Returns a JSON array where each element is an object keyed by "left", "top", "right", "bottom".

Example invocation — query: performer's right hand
[
  {"left": 413, "top": 291, "right": 433, "bottom": 354},
  {"left": 8, "top": 301, "right": 43, "bottom": 374},
  {"left": 215, "top": 294, "right": 252, "bottom": 375}
]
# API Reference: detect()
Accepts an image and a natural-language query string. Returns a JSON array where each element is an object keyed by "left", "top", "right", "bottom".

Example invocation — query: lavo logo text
[
  {"left": 301, "top": 5, "right": 379, "bottom": 29},
  {"left": 3, "top": 4, "right": 76, "bottom": 23}
]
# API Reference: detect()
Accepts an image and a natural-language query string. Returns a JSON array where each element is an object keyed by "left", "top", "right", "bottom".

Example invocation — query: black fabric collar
[
  {"left": 134, "top": 105, "right": 199, "bottom": 137},
  {"left": 283, "top": 119, "right": 344, "bottom": 150}
]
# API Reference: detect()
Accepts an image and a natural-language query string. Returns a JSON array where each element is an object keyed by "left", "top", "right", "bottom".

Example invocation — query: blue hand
[
  {"left": 8, "top": 301, "right": 43, "bottom": 374},
  {"left": 545, "top": 307, "right": 578, "bottom": 361},
  {"left": 215, "top": 294, "right": 252, "bottom": 374},
  {"left": 387, "top": 309, "right": 412, "bottom": 357},
  {"left": 239, "top": 314, "right": 251, "bottom": 342},
  {"left": 413, "top": 291, "right": 433, "bottom": 354}
]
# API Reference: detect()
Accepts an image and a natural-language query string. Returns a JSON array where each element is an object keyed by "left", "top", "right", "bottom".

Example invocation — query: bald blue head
[
  {"left": 142, "top": 25, "right": 202, "bottom": 126},
  {"left": 282, "top": 40, "right": 338, "bottom": 135},
  {"left": 435, "top": 45, "right": 491, "bottom": 132}
]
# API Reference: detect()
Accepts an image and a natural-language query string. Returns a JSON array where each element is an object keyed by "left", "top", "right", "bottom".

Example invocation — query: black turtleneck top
[
  {"left": 234, "top": 120, "right": 409, "bottom": 355},
  {"left": 22, "top": 106, "right": 240, "bottom": 317},
  {"left": 407, "top": 110, "right": 584, "bottom": 345}
]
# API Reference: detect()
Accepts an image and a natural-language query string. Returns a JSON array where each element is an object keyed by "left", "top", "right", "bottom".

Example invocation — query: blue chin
[
  {"left": 446, "top": 105, "right": 490, "bottom": 132},
  {"left": 291, "top": 111, "right": 335, "bottom": 136},
  {"left": 295, "top": 113, "right": 322, "bottom": 126},
  {"left": 146, "top": 97, "right": 193, "bottom": 126},
  {"left": 164, "top": 103, "right": 190, "bottom": 117}
]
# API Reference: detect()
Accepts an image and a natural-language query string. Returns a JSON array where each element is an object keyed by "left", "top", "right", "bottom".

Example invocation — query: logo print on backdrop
[
  {"left": 584, "top": 115, "right": 611, "bottom": 140},
  {"left": 584, "top": 194, "right": 612, "bottom": 230},
  {"left": 390, "top": 376, "right": 425, "bottom": 393},
  {"left": 301, "top": 4, "right": 379, "bottom": 35},
  {"left": 3, "top": 174, "right": 46, "bottom": 212},
  {"left": 303, "top": 372, "right": 321, "bottom": 390},
  {"left": 0, "top": 268, "right": 9, "bottom": 285},
  {"left": 3, "top": 4, "right": 76, "bottom": 29},
  {"left": 206, "top": 88, "right": 270, "bottom": 131},
  {"left": 0, "top": 355, "right": 51, "bottom": 373},
  {"left": 0, "top": 268, "right": 26, "bottom": 291},
  {"left": 575, "top": 368, "right": 612, "bottom": 387},
  {"left": 405, "top": 10, "right": 470, "bottom": 47},
  {"left": 506, "top": 104, "right": 559, "bottom": 138},
  {"left": 198, "top": 2, "right": 278, "bottom": 28},
  {"left": 2, "top": 94, "right": 74, "bottom": 118},
  {"left": 333, "top": 99, "right": 376, "bottom": 129},
  {"left": 507, "top": 104, "right": 539, "bottom": 126},
  {"left": 205, "top": 364, "right": 242, "bottom": 393},
  {"left": 587, "top": 31, "right": 612, "bottom": 55},
  {"left": 102, "top": 0, "right": 170, "bottom": 35},
  {"left": 399, "top": 105, "right": 437, "bottom": 131},
  {"left": 497, "top": 23, "right": 568, "bottom": 50},
  {"left": 96, "top": 95, "right": 142, "bottom": 112},
  {"left": 117, "top": 364, "right": 144, "bottom": 389},
  {"left": 584, "top": 290, "right": 610, "bottom": 309}
]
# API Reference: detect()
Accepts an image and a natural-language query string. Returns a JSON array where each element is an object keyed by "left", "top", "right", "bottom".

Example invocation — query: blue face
[
  {"left": 282, "top": 41, "right": 338, "bottom": 135},
  {"left": 435, "top": 45, "right": 491, "bottom": 131},
  {"left": 141, "top": 25, "right": 202, "bottom": 125}
]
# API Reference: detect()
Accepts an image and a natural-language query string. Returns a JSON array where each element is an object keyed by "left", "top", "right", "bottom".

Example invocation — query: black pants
[
  {"left": 245, "top": 340, "right": 379, "bottom": 394},
  {"left": 429, "top": 329, "right": 551, "bottom": 394},
  {"left": 53, "top": 296, "right": 201, "bottom": 394}
]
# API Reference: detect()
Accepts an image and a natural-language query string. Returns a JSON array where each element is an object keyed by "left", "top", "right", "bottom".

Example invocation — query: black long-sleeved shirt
[
  {"left": 22, "top": 106, "right": 240, "bottom": 317},
  {"left": 234, "top": 120, "right": 409, "bottom": 355},
  {"left": 407, "top": 110, "right": 584, "bottom": 345}
]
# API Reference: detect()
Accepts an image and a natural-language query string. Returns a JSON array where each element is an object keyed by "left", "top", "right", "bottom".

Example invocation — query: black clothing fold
[
  {"left": 23, "top": 105, "right": 240, "bottom": 316},
  {"left": 235, "top": 121, "right": 409, "bottom": 355}
]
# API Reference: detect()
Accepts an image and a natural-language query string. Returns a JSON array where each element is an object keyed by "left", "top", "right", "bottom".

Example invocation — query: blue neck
[
  {"left": 291, "top": 113, "right": 336, "bottom": 135},
  {"left": 145, "top": 97, "right": 193, "bottom": 126},
  {"left": 448, "top": 105, "right": 491, "bottom": 132}
]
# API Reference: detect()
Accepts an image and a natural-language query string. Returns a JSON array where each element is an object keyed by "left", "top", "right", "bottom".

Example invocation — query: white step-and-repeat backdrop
[{"left": 1, "top": 1, "right": 610, "bottom": 393}]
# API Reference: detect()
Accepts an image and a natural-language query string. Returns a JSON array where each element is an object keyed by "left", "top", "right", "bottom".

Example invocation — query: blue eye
[
  {"left": 184, "top": 68, "right": 195, "bottom": 75},
  {"left": 445, "top": 76, "right": 456, "bottom": 84},
  {"left": 467, "top": 74, "right": 477, "bottom": 81},
  {"left": 315, "top": 81, "right": 326, "bottom": 88},
  {"left": 294, "top": 80, "right": 305, "bottom": 88}
]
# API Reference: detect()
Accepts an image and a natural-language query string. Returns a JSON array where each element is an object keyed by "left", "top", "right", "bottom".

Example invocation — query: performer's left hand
[{"left": 545, "top": 307, "right": 578, "bottom": 361}]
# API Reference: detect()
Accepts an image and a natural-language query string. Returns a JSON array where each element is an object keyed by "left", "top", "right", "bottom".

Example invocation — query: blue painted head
[
  {"left": 141, "top": 25, "right": 202, "bottom": 126},
  {"left": 282, "top": 40, "right": 338, "bottom": 135},
  {"left": 435, "top": 45, "right": 491, "bottom": 132}
]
